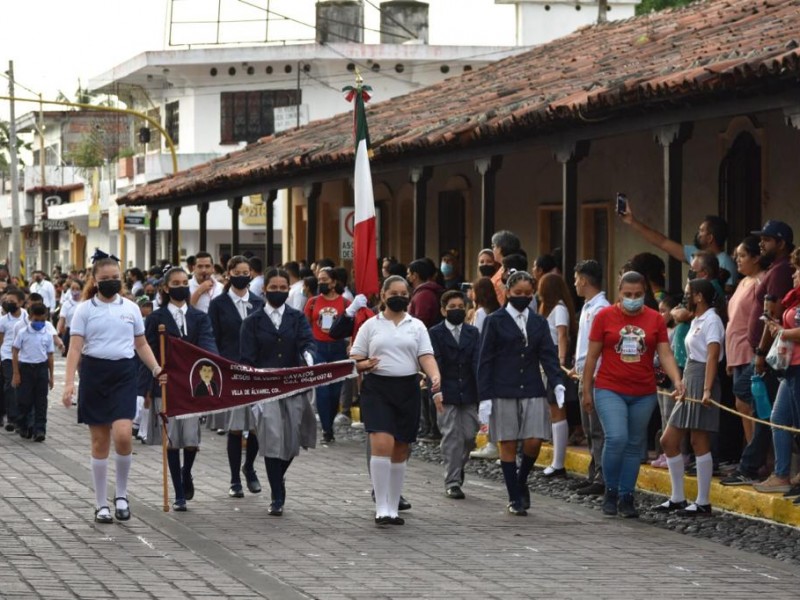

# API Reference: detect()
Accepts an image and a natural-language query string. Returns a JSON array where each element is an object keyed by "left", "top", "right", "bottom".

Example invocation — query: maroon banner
[{"left": 162, "top": 335, "right": 357, "bottom": 419}]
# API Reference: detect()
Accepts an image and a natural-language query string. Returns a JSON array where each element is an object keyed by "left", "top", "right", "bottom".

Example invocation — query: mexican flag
[{"left": 345, "top": 81, "right": 379, "bottom": 297}]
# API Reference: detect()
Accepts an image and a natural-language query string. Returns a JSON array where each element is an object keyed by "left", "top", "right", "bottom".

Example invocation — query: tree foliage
[
  {"left": 636, "top": 0, "right": 694, "bottom": 15},
  {"left": 0, "top": 120, "right": 33, "bottom": 178}
]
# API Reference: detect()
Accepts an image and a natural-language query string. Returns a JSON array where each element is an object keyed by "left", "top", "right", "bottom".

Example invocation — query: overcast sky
[{"left": 1, "top": 0, "right": 515, "bottom": 120}]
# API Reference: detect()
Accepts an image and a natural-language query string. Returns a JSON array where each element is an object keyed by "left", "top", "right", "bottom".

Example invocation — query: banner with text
[{"left": 162, "top": 335, "right": 357, "bottom": 419}]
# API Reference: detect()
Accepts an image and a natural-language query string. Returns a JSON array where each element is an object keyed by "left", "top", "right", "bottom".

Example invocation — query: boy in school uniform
[
  {"left": 429, "top": 290, "right": 481, "bottom": 499},
  {"left": 12, "top": 304, "right": 55, "bottom": 442},
  {"left": 0, "top": 289, "right": 27, "bottom": 433}
]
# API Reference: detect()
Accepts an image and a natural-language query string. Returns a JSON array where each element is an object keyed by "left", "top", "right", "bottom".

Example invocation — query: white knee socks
[
  {"left": 388, "top": 462, "right": 406, "bottom": 519},
  {"left": 91, "top": 457, "right": 108, "bottom": 509},
  {"left": 666, "top": 454, "right": 685, "bottom": 503},
  {"left": 370, "top": 456, "right": 392, "bottom": 518},
  {"left": 115, "top": 453, "right": 132, "bottom": 508},
  {"left": 695, "top": 452, "right": 713, "bottom": 506},
  {"left": 551, "top": 420, "right": 568, "bottom": 470}
]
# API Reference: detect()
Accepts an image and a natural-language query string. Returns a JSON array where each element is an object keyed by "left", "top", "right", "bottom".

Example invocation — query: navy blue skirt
[
  {"left": 77, "top": 356, "right": 138, "bottom": 425},
  {"left": 360, "top": 374, "right": 421, "bottom": 443}
]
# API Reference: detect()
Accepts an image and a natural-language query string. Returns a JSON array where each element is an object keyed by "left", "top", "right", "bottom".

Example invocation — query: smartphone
[
  {"left": 616, "top": 193, "right": 628, "bottom": 216},
  {"left": 460, "top": 282, "right": 473, "bottom": 292}
]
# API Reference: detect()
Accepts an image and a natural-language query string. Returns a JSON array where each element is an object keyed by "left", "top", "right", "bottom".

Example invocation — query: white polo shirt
[
  {"left": 189, "top": 276, "right": 224, "bottom": 313},
  {"left": 685, "top": 308, "right": 725, "bottom": 363},
  {"left": 70, "top": 295, "right": 145, "bottom": 360},
  {"left": 575, "top": 291, "right": 610, "bottom": 374},
  {"left": 0, "top": 312, "right": 27, "bottom": 361},
  {"left": 13, "top": 323, "right": 54, "bottom": 364},
  {"left": 350, "top": 312, "right": 433, "bottom": 377}
]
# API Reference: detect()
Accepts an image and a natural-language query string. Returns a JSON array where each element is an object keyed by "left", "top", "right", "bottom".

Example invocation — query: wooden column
[
  {"left": 554, "top": 141, "right": 589, "bottom": 277},
  {"left": 169, "top": 206, "right": 181, "bottom": 266},
  {"left": 410, "top": 167, "right": 432, "bottom": 259},
  {"left": 264, "top": 189, "right": 278, "bottom": 266},
  {"left": 304, "top": 183, "right": 322, "bottom": 264},
  {"left": 149, "top": 209, "right": 157, "bottom": 265},
  {"left": 198, "top": 202, "right": 209, "bottom": 251},
  {"left": 475, "top": 156, "right": 503, "bottom": 249},
  {"left": 655, "top": 123, "right": 693, "bottom": 290},
  {"left": 229, "top": 196, "right": 243, "bottom": 256}
]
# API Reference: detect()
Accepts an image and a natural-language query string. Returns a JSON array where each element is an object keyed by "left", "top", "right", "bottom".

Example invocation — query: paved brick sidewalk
[{"left": 0, "top": 357, "right": 798, "bottom": 599}]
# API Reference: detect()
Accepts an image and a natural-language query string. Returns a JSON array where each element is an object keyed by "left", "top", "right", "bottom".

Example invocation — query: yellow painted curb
[{"left": 537, "top": 444, "right": 800, "bottom": 527}]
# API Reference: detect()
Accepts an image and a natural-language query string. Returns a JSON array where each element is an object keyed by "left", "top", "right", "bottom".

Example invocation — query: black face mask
[
  {"left": 318, "top": 283, "right": 330, "bottom": 295},
  {"left": 508, "top": 296, "right": 532, "bottom": 312},
  {"left": 446, "top": 308, "right": 466, "bottom": 326},
  {"left": 146, "top": 293, "right": 155, "bottom": 300},
  {"left": 97, "top": 280, "right": 121, "bottom": 298},
  {"left": 385, "top": 296, "right": 409, "bottom": 313},
  {"left": 229, "top": 275, "right": 251, "bottom": 291},
  {"left": 2, "top": 302, "right": 17, "bottom": 314},
  {"left": 168, "top": 286, "right": 191, "bottom": 302},
  {"left": 478, "top": 264, "right": 496, "bottom": 277},
  {"left": 266, "top": 291, "right": 288, "bottom": 308}
]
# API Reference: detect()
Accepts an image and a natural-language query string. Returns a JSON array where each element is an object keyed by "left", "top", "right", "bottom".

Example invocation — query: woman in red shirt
[
  {"left": 305, "top": 267, "right": 350, "bottom": 443},
  {"left": 582, "top": 271, "right": 684, "bottom": 518}
]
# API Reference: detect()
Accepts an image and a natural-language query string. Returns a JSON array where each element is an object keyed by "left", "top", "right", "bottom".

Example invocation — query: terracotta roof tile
[{"left": 119, "top": 0, "right": 800, "bottom": 206}]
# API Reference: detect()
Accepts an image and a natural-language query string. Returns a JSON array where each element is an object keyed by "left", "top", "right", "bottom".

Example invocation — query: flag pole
[{"left": 158, "top": 325, "right": 169, "bottom": 512}]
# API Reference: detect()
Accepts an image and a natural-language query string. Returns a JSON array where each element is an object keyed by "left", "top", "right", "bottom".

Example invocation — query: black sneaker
[
  {"left": 576, "top": 482, "right": 605, "bottom": 496},
  {"left": 783, "top": 485, "right": 800, "bottom": 499},
  {"left": 322, "top": 432, "right": 335, "bottom": 444},
  {"left": 602, "top": 490, "right": 618, "bottom": 516},
  {"left": 568, "top": 478, "right": 592, "bottom": 490},
  {"left": 506, "top": 501, "right": 527, "bottom": 516},
  {"left": 618, "top": 494, "right": 639, "bottom": 518},
  {"left": 720, "top": 472, "right": 755, "bottom": 486},
  {"left": 33, "top": 432, "right": 46, "bottom": 442}
]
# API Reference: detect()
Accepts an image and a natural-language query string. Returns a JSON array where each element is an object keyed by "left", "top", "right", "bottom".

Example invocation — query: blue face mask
[
  {"left": 622, "top": 297, "right": 645, "bottom": 313},
  {"left": 31, "top": 321, "right": 46, "bottom": 331},
  {"left": 440, "top": 263, "right": 454, "bottom": 278}
]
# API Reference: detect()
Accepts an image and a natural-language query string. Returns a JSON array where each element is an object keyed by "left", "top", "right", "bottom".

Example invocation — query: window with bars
[
  {"left": 220, "top": 90, "right": 301, "bottom": 145},
  {"left": 165, "top": 101, "right": 179, "bottom": 146}
]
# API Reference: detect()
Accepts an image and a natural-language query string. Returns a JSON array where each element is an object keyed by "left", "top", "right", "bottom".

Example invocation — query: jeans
[
  {"left": 593, "top": 388, "right": 658, "bottom": 495},
  {"left": 315, "top": 340, "right": 348, "bottom": 435},
  {"left": 738, "top": 363, "right": 778, "bottom": 477},
  {"left": 772, "top": 366, "right": 800, "bottom": 477}
]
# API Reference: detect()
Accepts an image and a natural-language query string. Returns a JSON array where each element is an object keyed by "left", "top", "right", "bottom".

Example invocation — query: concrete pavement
[{"left": 0, "top": 357, "right": 798, "bottom": 599}]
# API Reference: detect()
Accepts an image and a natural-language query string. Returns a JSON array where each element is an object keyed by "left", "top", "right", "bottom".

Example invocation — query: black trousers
[
  {"left": 2, "top": 359, "right": 17, "bottom": 424},
  {"left": 16, "top": 362, "right": 49, "bottom": 434}
]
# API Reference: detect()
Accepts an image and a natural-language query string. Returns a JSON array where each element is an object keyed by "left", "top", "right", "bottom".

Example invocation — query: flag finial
[{"left": 355, "top": 68, "right": 364, "bottom": 88}]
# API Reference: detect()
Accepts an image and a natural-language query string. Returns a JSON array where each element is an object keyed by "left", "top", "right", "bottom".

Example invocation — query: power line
[{"left": 363, "top": 0, "right": 419, "bottom": 41}]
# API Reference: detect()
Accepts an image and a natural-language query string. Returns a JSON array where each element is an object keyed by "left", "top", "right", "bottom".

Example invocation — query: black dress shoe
[
  {"left": 576, "top": 482, "right": 605, "bottom": 496},
  {"left": 33, "top": 432, "right": 46, "bottom": 442},
  {"left": 445, "top": 486, "right": 465, "bottom": 500},
  {"left": 374, "top": 515, "right": 392, "bottom": 526},
  {"left": 114, "top": 497, "right": 131, "bottom": 521},
  {"left": 268, "top": 502, "right": 283, "bottom": 516},
  {"left": 388, "top": 516, "right": 405, "bottom": 525},
  {"left": 398, "top": 496, "right": 411, "bottom": 511},
  {"left": 172, "top": 500, "right": 187, "bottom": 512},
  {"left": 653, "top": 499, "right": 688, "bottom": 513},
  {"left": 541, "top": 467, "right": 567, "bottom": 479},
  {"left": 182, "top": 472, "right": 194, "bottom": 501},
  {"left": 229, "top": 483, "right": 244, "bottom": 498},
  {"left": 322, "top": 432, "right": 335, "bottom": 444},
  {"left": 4, "top": 423, "right": 15, "bottom": 432},
  {"left": 506, "top": 502, "right": 527, "bottom": 516},
  {"left": 519, "top": 486, "right": 531, "bottom": 510},
  {"left": 568, "top": 478, "right": 591, "bottom": 490},
  {"left": 242, "top": 467, "right": 262, "bottom": 494},
  {"left": 94, "top": 507, "right": 113, "bottom": 524}
]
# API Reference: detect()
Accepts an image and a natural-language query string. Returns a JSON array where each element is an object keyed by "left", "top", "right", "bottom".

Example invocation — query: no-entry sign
[{"left": 339, "top": 207, "right": 381, "bottom": 261}]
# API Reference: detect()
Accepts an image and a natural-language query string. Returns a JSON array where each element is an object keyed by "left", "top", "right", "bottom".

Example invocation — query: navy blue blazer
[
  {"left": 429, "top": 321, "right": 480, "bottom": 406},
  {"left": 478, "top": 308, "right": 563, "bottom": 400},
  {"left": 208, "top": 291, "right": 264, "bottom": 361},
  {"left": 143, "top": 304, "right": 219, "bottom": 395},
  {"left": 239, "top": 306, "right": 316, "bottom": 369}
]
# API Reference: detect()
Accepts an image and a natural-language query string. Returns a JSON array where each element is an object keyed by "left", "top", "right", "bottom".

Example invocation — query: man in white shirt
[
  {"left": 571, "top": 260, "right": 611, "bottom": 496},
  {"left": 29, "top": 271, "right": 56, "bottom": 313},
  {"left": 189, "top": 252, "right": 224, "bottom": 314},
  {"left": 285, "top": 261, "right": 307, "bottom": 311},
  {"left": 248, "top": 256, "right": 264, "bottom": 299}
]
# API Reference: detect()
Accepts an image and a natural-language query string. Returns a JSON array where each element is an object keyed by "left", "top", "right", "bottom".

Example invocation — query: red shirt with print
[
  {"left": 589, "top": 304, "right": 669, "bottom": 397},
  {"left": 304, "top": 295, "right": 349, "bottom": 342}
]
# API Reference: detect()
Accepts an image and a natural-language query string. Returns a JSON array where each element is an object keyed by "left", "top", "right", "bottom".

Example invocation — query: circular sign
[{"left": 344, "top": 210, "right": 355, "bottom": 238}]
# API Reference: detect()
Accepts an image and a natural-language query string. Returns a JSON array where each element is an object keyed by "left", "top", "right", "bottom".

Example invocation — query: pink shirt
[{"left": 726, "top": 276, "right": 759, "bottom": 367}]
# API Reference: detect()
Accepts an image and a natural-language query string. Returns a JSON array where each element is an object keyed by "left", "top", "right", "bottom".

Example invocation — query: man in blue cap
[{"left": 721, "top": 219, "right": 794, "bottom": 486}]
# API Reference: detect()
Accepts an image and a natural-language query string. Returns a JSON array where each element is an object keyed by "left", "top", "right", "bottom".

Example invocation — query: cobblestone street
[{"left": 0, "top": 358, "right": 798, "bottom": 599}]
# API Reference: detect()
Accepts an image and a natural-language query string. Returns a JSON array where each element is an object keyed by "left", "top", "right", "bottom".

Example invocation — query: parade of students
[
  {"left": 478, "top": 269, "right": 565, "bottom": 515},
  {"left": 240, "top": 268, "right": 317, "bottom": 516},
  {"left": 208, "top": 255, "right": 265, "bottom": 498},
  {"left": 62, "top": 252, "right": 164, "bottom": 524},
  {"left": 350, "top": 275, "right": 441, "bottom": 525},
  {"left": 144, "top": 266, "right": 218, "bottom": 511}
]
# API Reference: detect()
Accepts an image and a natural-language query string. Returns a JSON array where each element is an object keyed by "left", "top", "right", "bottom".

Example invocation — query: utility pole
[{"left": 7, "top": 60, "right": 22, "bottom": 279}]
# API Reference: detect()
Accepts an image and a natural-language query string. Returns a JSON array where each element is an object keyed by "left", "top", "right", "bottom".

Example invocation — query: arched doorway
[{"left": 718, "top": 121, "right": 763, "bottom": 250}]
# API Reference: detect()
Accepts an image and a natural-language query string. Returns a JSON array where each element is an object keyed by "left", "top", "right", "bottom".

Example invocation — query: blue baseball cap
[{"left": 752, "top": 220, "right": 793, "bottom": 245}]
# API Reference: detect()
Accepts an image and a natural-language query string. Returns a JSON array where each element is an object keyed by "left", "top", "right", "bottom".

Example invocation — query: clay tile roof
[{"left": 119, "top": 0, "right": 800, "bottom": 206}]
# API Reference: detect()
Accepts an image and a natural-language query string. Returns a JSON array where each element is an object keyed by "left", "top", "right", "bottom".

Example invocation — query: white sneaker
[
  {"left": 470, "top": 443, "right": 499, "bottom": 460},
  {"left": 334, "top": 413, "right": 352, "bottom": 426}
]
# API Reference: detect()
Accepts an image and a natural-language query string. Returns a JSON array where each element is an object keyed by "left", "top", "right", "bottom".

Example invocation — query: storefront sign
[
  {"left": 124, "top": 214, "right": 148, "bottom": 228},
  {"left": 42, "top": 219, "right": 68, "bottom": 231},
  {"left": 240, "top": 194, "right": 266, "bottom": 225}
]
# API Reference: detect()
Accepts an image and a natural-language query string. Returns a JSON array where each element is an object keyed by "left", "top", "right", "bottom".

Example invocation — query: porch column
[
  {"left": 149, "top": 209, "right": 157, "bottom": 264},
  {"left": 304, "top": 183, "right": 322, "bottom": 264},
  {"left": 554, "top": 141, "right": 589, "bottom": 277},
  {"left": 229, "top": 196, "right": 243, "bottom": 256},
  {"left": 198, "top": 202, "right": 209, "bottom": 251},
  {"left": 264, "top": 189, "right": 278, "bottom": 266},
  {"left": 475, "top": 156, "right": 503, "bottom": 248},
  {"left": 654, "top": 123, "right": 692, "bottom": 290},
  {"left": 410, "top": 167, "right": 432, "bottom": 259},
  {"left": 169, "top": 207, "right": 181, "bottom": 266}
]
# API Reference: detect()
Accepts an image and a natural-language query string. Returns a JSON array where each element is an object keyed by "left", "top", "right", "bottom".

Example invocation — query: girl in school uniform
[
  {"left": 350, "top": 275, "right": 442, "bottom": 526},
  {"left": 61, "top": 253, "right": 164, "bottom": 524},
  {"left": 240, "top": 268, "right": 317, "bottom": 516},
  {"left": 655, "top": 278, "right": 725, "bottom": 517},
  {"left": 208, "top": 256, "right": 264, "bottom": 499},
  {"left": 145, "top": 267, "right": 218, "bottom": 511},
  {"left": 478, "top": 270, "right": 566, "bottom": 516}
]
